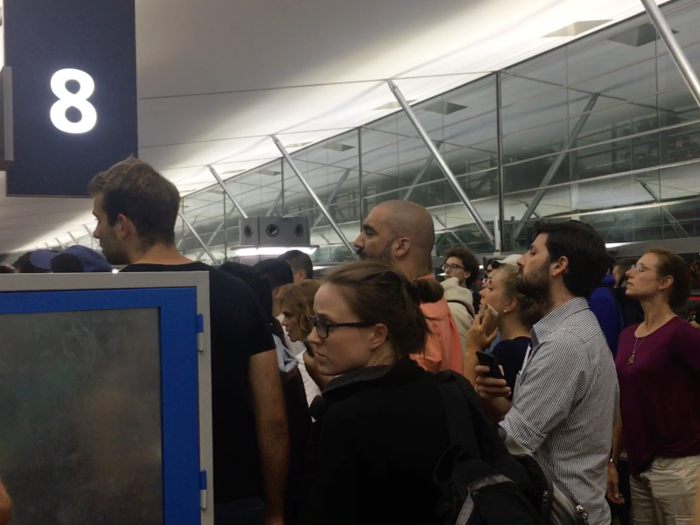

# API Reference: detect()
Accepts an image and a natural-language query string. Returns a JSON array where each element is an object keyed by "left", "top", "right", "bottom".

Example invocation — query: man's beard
[
  {"left": 100, "top": 238, "right": 130, "bottom": 266},
  {"left": 357, "top": 241, "right": 393, "bottom": 264},
  {"left": 517, "top": 261, "right": 552, "bottom": 310}
]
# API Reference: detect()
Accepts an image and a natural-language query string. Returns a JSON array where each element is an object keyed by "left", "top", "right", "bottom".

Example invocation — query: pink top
[{"left": 411, "top": 274, "right": 464, "bottom": 374}]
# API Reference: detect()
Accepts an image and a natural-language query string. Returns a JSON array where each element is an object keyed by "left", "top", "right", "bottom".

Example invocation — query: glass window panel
[{"left": 0, "top": 308, "right": 163, "bottom": 525}]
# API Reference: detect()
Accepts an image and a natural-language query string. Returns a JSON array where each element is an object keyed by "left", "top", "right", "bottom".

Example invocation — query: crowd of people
[{"left": 0, "top": 156, "right": 699, "bottom": 525}]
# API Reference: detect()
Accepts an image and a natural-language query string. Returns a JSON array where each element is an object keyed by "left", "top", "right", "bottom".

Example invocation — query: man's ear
[
  {"left": 296, "top": 269, "right": 307, "bottom": 282},
  {"left": 114, "top": 214, "right": 132, "bottom": 240},
  {"left": 550, "top": 255, "right": 569, "bottom": 278},
  {"left": 394, "top": 237, "right": 411, "bottom": 259}
]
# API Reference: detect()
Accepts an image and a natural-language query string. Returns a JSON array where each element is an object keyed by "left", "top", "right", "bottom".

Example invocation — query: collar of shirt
[{"left": 531, "top": 296, "right": 589, "bottom": 347}]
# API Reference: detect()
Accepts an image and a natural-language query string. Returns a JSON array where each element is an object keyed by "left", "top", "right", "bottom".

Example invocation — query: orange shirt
[{"left": 410, "top": 274, "right": 464, "bottom": 375}]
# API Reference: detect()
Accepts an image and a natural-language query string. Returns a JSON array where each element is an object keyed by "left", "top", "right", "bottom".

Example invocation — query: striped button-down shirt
[{"left": 501, "top": 297, "right": 618, "bottom": 525}]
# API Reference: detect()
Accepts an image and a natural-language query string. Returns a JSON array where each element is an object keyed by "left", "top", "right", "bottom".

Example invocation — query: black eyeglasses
[
  {"left": 308, "top": 314, "right": 374, "bottom": 340},
  {"left": 442, "top": 263, "right": 465, "bottom": 271}
]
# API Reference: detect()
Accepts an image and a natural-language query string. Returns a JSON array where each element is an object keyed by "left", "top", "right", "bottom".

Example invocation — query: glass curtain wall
[{"left": 78, "top": 0, "right": 700, "bottom": 265}]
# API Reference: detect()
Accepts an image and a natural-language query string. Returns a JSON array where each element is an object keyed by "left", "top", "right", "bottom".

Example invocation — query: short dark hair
[
  {"left": 87, "top": 157, "right": 180, "bottom": 248},
  {"left": 647, "top": 248, "right": 691, "bottom": 310},
  {"left": 255, "top": 259, "right": 294, "bottom": 289},
  {"left": 533, "top": 220, "right": 611, "bottom": 299},
  {"left": 278, "top": 250, "right": 314, "bottom": 280},
  {"left": 444, "top": 245, "right": 480, "bottom": 288},
  {"left": 220, "top": 262, "right": 285, "bottom": 340},
  {"left": 12, "top": 252, "right": 52, "bottom": 273},
  {"left": 613, "top": 258, "right": 637, "bottom": 286}
]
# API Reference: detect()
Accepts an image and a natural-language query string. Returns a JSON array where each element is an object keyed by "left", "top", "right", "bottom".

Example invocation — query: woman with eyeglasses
[
  {"left": 303, "top": 260, "right": 453, "bottom": 524},
  {"left": 607, "top": 248, "right": 700, "bottom": 524}
]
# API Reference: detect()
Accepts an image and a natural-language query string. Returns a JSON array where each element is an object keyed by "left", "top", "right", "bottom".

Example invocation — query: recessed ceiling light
[
  {"left": 221, "top": 169, "right": 243, "bottom": 175},
  {"left": 374, "top": 100, "right": 415, "bottom": 111},
  {"left": 423, "top": 101, "right": 467, "bottom": 115},
  {"left": 544, "top": 20, "right": 611, "bottom": 38},
  {"left": 322, "top": 142, "right": 355, "bottom": 152},
  {"left": 285, "top": 142, "right": 312, "bottom": 149},
  {"left": 608, "top": 23, "right": 677, "bottom": 47}
]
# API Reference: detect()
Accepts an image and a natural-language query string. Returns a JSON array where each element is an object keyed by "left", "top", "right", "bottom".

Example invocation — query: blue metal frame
[{"left": 0, "top": 287, "right": 200, "bottom": 525}]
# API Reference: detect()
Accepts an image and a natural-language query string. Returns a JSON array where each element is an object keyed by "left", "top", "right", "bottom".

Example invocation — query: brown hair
[
  {"left": 323, "top": 260, "right": 443, "bottom": 357},
  {"left": 278, "top": 280, "right": 322, "bottom": 339},
  {"left": 646, "top": 248, "right": 691, "bottom": 310},
  {"left": 491, "top": 262, "right": 542, "bottom": 328},
  {"left": 88, "top": 157, "right": 180, "bottom": 248},
  {"left": 444, "top": 245, "right": 480, "bottom": 288}
]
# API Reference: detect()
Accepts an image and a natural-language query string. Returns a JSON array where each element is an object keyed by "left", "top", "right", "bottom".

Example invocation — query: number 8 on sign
[{"left": 50, "top": 69, "right": 97, "bottom": 134}]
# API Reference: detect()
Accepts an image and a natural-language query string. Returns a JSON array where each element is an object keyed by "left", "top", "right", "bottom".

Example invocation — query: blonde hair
[
  {"left": 278, "top": 280, "right": 322, "bottom": 339},
  {"left": 491, "top": 263, "right": 541, "bottom": 328}
]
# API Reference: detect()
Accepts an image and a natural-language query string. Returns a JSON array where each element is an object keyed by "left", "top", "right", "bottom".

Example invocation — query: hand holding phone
[{"left": 476, "top": 351, "right": 504, "bottom": 380}]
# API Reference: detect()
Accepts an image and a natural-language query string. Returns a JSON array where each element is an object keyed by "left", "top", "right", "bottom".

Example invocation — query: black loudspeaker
[
  {"left": 238, "top": 217, "right": 310, "bottom": 247},
  {"left": 238, "top": 218, "right": 260, "bottom": 247},
  {"left": 258, "top": 217, "right": 310, "bottom": 246}
]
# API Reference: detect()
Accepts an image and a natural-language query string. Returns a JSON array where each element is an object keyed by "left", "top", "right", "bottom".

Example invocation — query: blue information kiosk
[{"left": 0, "top": 272, "right": 214, "bottom": 525}]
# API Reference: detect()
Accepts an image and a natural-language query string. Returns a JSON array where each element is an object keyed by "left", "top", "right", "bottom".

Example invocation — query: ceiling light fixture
[
  {"left": 374, "top": 100, "right": 415, "bottom": 111},
  {"left": 322, "top": 142, "right": 354, "bottom": 152},
  {"left": 608, "top": 23, "right": 677, "bottom": 47},
  {"left": 423, "top": 101, "right": 468, "bottom": 115},
  {"left": 544, "top": 20, "right": 612, "bottom": 38}
]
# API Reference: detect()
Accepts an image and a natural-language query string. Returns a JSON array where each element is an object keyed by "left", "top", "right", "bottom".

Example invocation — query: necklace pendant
[{"left": 626, "top": 355, "right": 634, "bottom": 365}]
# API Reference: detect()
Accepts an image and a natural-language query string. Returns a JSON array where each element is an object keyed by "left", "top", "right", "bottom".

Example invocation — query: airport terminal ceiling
[{"left": 0, "top": 0, "right": 695, "bottom": 258}]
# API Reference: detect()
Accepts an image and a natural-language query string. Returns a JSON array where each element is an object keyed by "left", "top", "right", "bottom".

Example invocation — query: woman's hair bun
[{"left": 407, "top": 279, "right": 444, "bottom": 305}]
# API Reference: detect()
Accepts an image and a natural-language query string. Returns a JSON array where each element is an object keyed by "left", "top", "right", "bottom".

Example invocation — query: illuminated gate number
[{"left": 50, "top": 69, "right": 97, "bottom": 134}]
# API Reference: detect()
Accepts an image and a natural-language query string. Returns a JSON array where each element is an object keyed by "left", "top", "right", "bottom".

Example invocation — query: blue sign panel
[{"left": 4, "top": 0, "right": 138, "bottom": 196}]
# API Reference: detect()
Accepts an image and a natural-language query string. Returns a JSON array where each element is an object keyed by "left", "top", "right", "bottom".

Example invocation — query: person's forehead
[
  {"left": 365, "top": 205, "right": 392, "bottom": 230},
  {"left": 532, "top": 233, "right": 548, "bottom": 249}
]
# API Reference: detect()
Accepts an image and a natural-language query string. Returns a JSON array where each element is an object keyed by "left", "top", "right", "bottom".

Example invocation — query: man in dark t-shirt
[{"left": 87, "top": 157, "right": 288, "bottom": 525}]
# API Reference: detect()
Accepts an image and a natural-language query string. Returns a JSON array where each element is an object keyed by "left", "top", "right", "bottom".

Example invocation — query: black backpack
[{"left": 433, "top": 371, "right": 543, "bottom": 524}]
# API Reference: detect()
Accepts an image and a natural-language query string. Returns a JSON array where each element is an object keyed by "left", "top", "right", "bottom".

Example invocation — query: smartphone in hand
[{"left": 476, "top": 350, "right": 504, "bottom": 380}]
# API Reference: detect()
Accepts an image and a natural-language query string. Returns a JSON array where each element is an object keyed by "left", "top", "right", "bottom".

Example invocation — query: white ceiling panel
[{"left": 4, "top": 0, "right": 675, "bottom": 253}]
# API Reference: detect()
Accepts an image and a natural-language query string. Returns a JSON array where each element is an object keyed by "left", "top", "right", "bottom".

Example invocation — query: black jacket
[{"left": 303, "top": 358, "right": 450, "bottom": 524}]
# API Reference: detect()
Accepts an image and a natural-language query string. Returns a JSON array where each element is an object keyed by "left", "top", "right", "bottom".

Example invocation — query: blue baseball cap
[
  {"left": 28, "top": 250, "right": 58, "bottom": 270},
  {"left": 31, "top": 246, "right": 112, "bottom": 273}
]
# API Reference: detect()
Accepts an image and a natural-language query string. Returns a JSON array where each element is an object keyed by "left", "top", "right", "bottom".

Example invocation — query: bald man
[{"left": 354, "top": 200, "right": 472, "bottom": 381}]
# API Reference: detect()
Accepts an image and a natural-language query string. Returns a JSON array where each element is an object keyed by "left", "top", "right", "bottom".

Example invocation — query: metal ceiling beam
[
  {"left": 55, "top": 238, "right": 65, "bottom": 249},
  {"left": 195, "top": 208, "right": 239, "bottom": 261},
  {"left": 312, "top": 169, "right": 352, "bottom": 229},
  {"left": 432, "top": 214, "right": 463, "bottom": 245},
  {"left": 68, "top": 232, "right": 79, "bottom": 245},
  {"left": 402, "top": 141, "right": 443, "bottom": 201},
  {"left": 266, "top": 191, "right": 283, "bottom": 217},
  {"left": 514, "top": 93, "right": 600, "bottom": 238},
  {"left": 387, "top": 80, "right": 495, "bottom": 246},
  {"left": 638, "top": 180, "right": 689, "bottom": 237},
  {"left": 178, "top": 211, "right": 219, "bottom": 265},
  {"left": 208, "top": 165, "right": 249, "bottom": 219},
  {"left": 641, "top": 0, "right": 700, "bottom": 107},
  {"left": 271, "top": 135, "right": 358, "bottom": 258}
]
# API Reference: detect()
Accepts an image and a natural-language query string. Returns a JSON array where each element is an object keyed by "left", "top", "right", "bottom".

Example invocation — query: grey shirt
[{"left": 501, "top": 297, "right": 618, "bottom": 525}]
